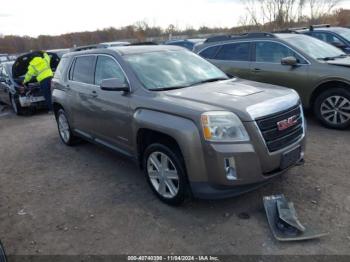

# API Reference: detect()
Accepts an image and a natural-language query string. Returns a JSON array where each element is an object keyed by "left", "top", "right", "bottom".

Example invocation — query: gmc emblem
[{"left": 277, "top": 116, "right": 298, "bottom": 131}]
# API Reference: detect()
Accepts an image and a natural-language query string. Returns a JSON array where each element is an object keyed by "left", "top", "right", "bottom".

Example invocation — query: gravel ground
[{"left": 0, "top": 106, "right": 349, "bottom": 256}]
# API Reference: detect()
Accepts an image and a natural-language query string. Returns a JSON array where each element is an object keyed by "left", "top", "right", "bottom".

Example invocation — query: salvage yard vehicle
[
  {"left": 289, "top": 25, "right": 350, "bottom": 54},
  {"left": 52, "top": 46, "right": 306, "bottom": 205},
  {"left": 194, "top": 32, "right": 350, "bottom": 129},
  {"left": 0, "top": 51, "right": 60, "bottom": 115}
]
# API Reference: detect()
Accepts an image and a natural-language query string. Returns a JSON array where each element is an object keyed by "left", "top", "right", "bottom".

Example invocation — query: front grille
[{"left": 256, "top": 105, "right": 304, "bottom": 153}]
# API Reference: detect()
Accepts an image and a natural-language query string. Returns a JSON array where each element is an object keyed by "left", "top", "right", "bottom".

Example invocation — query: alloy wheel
[
  {"left": 58, "top": 113, "right": 71, "bottom": 143},
  {"left": 320, "top": 95, "right": 350, "bottom": 125},
  {"left": 147, "top": 151, "right": 179, "bottom": 199}
]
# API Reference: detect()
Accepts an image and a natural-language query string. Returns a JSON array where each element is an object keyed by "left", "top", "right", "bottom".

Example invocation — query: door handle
[{"left": 253, "top": 68, "right": 262, "bottom": 72}]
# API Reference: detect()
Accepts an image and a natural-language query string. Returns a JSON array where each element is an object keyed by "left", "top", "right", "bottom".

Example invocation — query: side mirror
[
  {"left": 100, "top": 78, "right": 129, "bottom": 92},
  {"left": 281, "top": 56, "right": 298, "bottom": 66},
  {"left": 331, "top": 42, "right": 346, "bottom": 49}
]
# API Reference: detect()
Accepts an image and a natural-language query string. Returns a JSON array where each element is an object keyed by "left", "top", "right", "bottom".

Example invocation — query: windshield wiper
[
  {"left": 318, "top": 54, "right": 347, "bottom": 61},
  {"left": 187, "top": 77, "right": 228, "bottom": 87},
  {"left": 148, "top": 86, "right": 187, "bottom": 91}
]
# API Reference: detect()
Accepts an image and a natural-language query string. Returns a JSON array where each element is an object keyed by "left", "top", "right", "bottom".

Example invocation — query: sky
[{"left": 1, "top": 0, "right": 350, "bottom": 37}]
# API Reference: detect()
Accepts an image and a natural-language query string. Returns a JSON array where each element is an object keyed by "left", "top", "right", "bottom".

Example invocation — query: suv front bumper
[{"left": 188, "top": 106, "right": 306, "bottom": 200}]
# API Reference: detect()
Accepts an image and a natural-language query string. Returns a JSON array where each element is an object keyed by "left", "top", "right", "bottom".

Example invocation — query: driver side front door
[{"left": 249, "top": 41, "right": 310, "bottom": 97}]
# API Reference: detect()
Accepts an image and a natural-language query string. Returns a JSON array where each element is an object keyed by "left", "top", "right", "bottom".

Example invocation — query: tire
[
  {"left": 143, "top": 143, "right": 189, "bottom": 206},
  {"left": 56, "top": 109, "right": 78, "bottom": 146},
  {"left": 314, "top": 88, "right": 350, "bottom": 130},
  {"left": 10, "top": 94, "right": 26, "bottom": 115}
]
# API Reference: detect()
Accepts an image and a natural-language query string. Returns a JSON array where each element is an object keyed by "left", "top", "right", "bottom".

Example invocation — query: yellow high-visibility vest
[{"left": 23, "top": 53, "right": 53, "bottom": 84}]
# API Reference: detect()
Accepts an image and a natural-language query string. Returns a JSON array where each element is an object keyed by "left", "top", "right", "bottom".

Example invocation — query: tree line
[{"left": 0, "top": 3, "right": 349, "bottom": 54}]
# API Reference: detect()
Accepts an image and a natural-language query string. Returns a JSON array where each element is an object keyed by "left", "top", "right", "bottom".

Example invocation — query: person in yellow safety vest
[{"left": 23, "top": 51, "right": 54, "bottom": 112}]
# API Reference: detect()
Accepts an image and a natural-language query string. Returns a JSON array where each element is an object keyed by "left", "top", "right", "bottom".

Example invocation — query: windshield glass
[
  {"left": 124, "top": 50, "right": 227, "bottom": 90},
  {"left": 334, "top": 28, "right": 350, "bottom": 42},
  {"left": 278, "top": 34, "right": 345, "bottom": 60}
]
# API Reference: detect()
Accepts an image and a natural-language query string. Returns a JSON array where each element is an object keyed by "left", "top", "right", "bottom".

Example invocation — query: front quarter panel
[{"left": 132, "top": 109, "right": 208, "bottom": 182}]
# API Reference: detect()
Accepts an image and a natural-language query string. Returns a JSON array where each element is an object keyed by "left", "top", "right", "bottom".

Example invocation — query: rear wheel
[
  {"left": 143, "top": 143, "right": 189, "bottom": 206},
  {"left": 56, "top": 109, "right": 78, "bottom": 146},
  {"left": 314, "top": 88, "right": 350, "bottom": 129}
]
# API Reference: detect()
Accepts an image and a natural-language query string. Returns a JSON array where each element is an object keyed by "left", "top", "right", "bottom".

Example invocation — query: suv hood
[
  {"left": 326, "top": 57, "right": 350, "bottom": 67},
  {"left": 164, "top": 78, "right": 300, "bottom": 121}
]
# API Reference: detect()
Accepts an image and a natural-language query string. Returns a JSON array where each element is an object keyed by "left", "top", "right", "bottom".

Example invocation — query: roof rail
[
  {"left": 241, "top": 32, "right": 276, "bottom": 38},
  {"left": 310, "top": 24, "right": 331, "bottom": 31},
  {"left": 204, "top": 35, "right": 232, "bottom": 43},
  {"left": 204, "top": 32, "right": 275, "bottom": 43},
  {"left": 71, "top": 44, "right": 102, "bottom": 52},
  {"left": 288, "top": 27, "right": 308, "bottom": 31},
  {"left": 128, "top": 42, "right": 158, "bottom": 46}
]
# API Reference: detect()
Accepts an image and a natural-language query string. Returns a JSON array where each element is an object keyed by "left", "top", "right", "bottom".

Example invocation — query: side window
[
  {"left": 255, "top": 42, "right": 304, "bottom": 63},
  {"left": 215, "top": 43, "right": 251, "bottom": 61},
  {"left": 199, "top": 46, "right": 220, "bottom": 59},
  {"left": 312, "top": 32, "right": 328, "bottom": 42},
  {"left": 54, "top": 57, "right": 69, "bottom": 79},
  {"left": 313, "top": 32, "right": 344, "bottom": 44},
  {"left": 95, "top": 56, "right": 126, "bottom": 86},
  {"left": 1, "top": 66, "right": 9, "bottom": 78},
  {"left": 71, "top": 56, "right": 96, "bottom": 84}
]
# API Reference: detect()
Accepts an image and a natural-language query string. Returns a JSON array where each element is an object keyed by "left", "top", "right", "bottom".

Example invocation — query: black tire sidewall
[
  {"left": 56, "top": 109, "right": 74, "bottom": 146},
  {"left": 143, "top": 143, "right": 188, "bottom": 206},
  {"left": 10, "top": 94, "right": 22, "bottom": 115},
  {"left": 314, "top": 88, "right": 350, "bottom": 130}
]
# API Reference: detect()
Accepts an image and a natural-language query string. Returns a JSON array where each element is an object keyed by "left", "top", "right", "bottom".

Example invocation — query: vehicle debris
[
  {"left": 263, "top": 194, "right": 328, "bottom": 241},
  {"left": 17, "top": 209, "right": 27, "bottom": 216}
]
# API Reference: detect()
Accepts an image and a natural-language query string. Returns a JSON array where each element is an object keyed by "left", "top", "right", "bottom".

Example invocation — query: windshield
[
  {"left": 334, "top": 28, "right": 350, "bottom": 42},
  {"left": 124, "top": 50, "right": 227, "bottom": 90},
  {"left": 278, "top": 34, "right": 345, "bottom": 60}
]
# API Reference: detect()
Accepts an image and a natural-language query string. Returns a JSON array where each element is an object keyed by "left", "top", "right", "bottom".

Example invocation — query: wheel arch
[
  {"left": 310, "top": 80, "right": 350, "bottom": 109},
  {"left": 133, "top": 109, "right": 207, "bottom": 182}
]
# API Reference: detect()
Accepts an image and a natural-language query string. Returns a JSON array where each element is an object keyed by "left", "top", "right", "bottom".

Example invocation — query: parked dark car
[
  {"left": 194, "top": 32, "right": 350, "bottom": 129},
  {"left": 164, "top": 39, "right": 205, "bottom": 51},
  {"left": 290, "top": 25, "right": 350, "bottom": 54},
  {"left": 0, "top": 51, "right": 60, "bottom": 115}
]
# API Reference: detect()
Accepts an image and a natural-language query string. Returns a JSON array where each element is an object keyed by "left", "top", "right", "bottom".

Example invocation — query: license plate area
[{"left": 280, "top": 147, "right": 301, "bottom": 170}]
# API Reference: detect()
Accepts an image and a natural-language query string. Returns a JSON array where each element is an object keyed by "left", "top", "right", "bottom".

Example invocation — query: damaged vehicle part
[
  {"left": 0, "top": 51, "right": 60, "bottom": 115},
  {"left": 264, "top": 194, "right": 328, "bottom": 241}
]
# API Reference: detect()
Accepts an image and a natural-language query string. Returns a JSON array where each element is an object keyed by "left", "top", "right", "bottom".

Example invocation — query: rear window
[
  {"left": 71, "top": 56, "right": 96, "bottom": 84},
  {"left": 54, "top": 57, "right": 69, "bottom": 79},
  {"left": 199, "top": 46, "right": 220, "bottom": 59},
  {"left": 214, "top": 42, "right": 250, "bottom": 61}
]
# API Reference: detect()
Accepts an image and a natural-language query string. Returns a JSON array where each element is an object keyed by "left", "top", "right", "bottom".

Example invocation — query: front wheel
[
  {"left": 314, "top": 88, "right": 350, "bottom": 129},
  {"left": 143, "top": 143, "right": 189, "bottom": 206}
]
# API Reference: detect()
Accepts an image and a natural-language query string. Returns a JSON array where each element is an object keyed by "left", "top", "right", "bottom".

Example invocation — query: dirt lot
[{"left": 0, "top": 105, "right": 350, "bottom": 256}]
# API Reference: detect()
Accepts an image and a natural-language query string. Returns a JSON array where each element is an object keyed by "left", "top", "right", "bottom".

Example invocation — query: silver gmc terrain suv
[{"left": 52, "top": 46, "right": 306, "bottom": 205}]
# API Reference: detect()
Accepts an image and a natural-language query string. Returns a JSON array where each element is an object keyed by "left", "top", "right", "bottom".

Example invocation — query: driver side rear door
[{"left": 249, "top": 41, "right": 310, "bottom": 96}]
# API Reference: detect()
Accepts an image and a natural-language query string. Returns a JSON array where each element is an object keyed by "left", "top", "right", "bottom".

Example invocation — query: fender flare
[{"left": 133, "top": 108, "right": 208, "bottom": 182}]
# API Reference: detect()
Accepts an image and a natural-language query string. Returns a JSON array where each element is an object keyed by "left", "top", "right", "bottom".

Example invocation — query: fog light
[{"left": 224, "top": 157, "right": 237, "bottom": 181}]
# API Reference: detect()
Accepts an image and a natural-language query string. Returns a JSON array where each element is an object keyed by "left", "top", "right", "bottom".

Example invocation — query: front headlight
[{"left": 201, "top": 111, "right": 249, "bottom": 142}]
